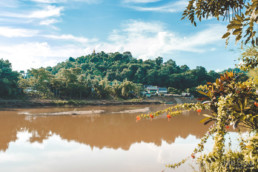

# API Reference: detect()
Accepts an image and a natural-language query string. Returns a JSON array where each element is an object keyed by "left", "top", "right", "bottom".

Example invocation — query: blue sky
[{"left": 0, "top": 0, "right": 242, "bottom": 71}]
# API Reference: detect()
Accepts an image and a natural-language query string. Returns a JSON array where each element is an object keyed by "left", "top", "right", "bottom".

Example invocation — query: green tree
[
  {"left": 28, "top": 68, "right": 54, "bottom": 97},
  {"left": 155, "top": 57, "right": 163, "bottom": 66},
  {"left": 92, "top": 78, "right": 111, "bottom": 98},
  {"left": 46, "top": 51, "right": 220, "bottom": 91},
  {"left": 120, "top": 80, "right": 136, "bottom": 98},
  {"left": 0, "top": 59, "right": 19, "bottom": 97}
]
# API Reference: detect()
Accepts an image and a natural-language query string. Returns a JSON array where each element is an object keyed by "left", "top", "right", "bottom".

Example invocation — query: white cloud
[
  {"left": 124, "top": 0, "right": 161, "bottom": 3},
  {"left": 0, "top": 1, "right": 19, "bottom": 8},
  {"left": 70, "top": 0, "right": 102, "bottom": 3},
  {"left": 92, "top": 20, "right": 226, "bottom": 60},
  {"left": 28, "top": 5, "right": 63, "bottom": 19},
  {"left": 126, "top": 0, "right": 188, "bottom": 13},
  {"left": 0, "top": 27, "right": 38, "bottom": 38},
  {"left": 31, "top": 0, "right": 58, "bottom": 3},
  {"left": 30, "top": 0, "right": 101, "bottom": 4},
  {"left": 215, "top": 69, "right": 222, "bottom": 72},
  {"left": 0, "top": 5, "right": 63, "bottom": 19},
  {"left": 39, "top": 19, "right": 59, "bottom": 25},
  {"left": 121, "top": 20, "right": 164, "bottom": 33},
  {"left": 31, "top": 0, "right": 65, "bottom": 4},
  {"left": 0, "top": 42, "right": 87, "bottom": 71},
  {"left": 44, "top": 34, "right": 95, "bottom": 43},
  {"left": 0, "top": 20, "right": 225, "bottom": 71}
]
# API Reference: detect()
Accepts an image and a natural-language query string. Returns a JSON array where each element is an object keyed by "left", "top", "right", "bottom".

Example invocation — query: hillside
[{"left": 45, "top": 51, "right": 220, "bottom": 91}]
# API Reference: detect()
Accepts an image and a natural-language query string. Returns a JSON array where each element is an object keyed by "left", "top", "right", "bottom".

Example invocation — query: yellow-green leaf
[
  {"left": 233, "top": 28, "right": 242, "bottom": 35},
  {"left": 200, "top": 117, "right": 211, "bottom": 123},
  {"left": 222, "top": 32, "right": 230, "bottom": 39}
]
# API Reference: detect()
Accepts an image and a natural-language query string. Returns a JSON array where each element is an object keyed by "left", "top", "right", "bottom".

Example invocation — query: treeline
[
  {"left": 46, "top": 51, "right": 220, "bottom": 89},
  {"left": 0, "top": 52, "right": 248, "bottom": 99},
  {"left": 19, "top": 67, "right": 141, "bottom": 99}
]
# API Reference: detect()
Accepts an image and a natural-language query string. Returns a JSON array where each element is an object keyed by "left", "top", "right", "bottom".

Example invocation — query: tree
[
  {"left": 182, "top": 0, "right": 258, "bottom": 46},
  {"left": 92, "top": 78, "right": 111, "bottom": 98},
  {"left": 55, "top": 68, "right": 81, "bottom": 98},
  {"left": 120, "top": 80, "right": 136, "bottom": 98},
  {"left": 155, "top": 57, "right": 163, "bottom": 66},
  {"left": 180, "top": 65, "right": 190, "bottom": 72},
  {"left": 0, "top": 59, "right": 19, "bottom": 97},
  {"left": 45, "top": 51, "right": 220, "bottom": 91},
  {"left": 28, "top": 68, "right": 54, "bottom": 97},
  {"left": 238, "top": 46, "right": 258, "bottom": 71}
]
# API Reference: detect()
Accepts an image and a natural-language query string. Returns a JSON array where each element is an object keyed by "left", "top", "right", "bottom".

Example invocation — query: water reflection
[
  {"left": 0, "top": 105, "right": 210, "bottom": 151},
  {"left": 0, "top": 105, "right": 211, "bottom": 171}
]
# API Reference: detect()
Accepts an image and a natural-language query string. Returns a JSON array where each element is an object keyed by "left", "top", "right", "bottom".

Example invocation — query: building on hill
[
  {"left": 157, "top": 87, "right": 168, "bottom": 95},
  {"left": 144, "top": 86, "right": 168, "bottom": 96},
  {"left": 145, "top": 86, "right": 158, "bottom": 95}
]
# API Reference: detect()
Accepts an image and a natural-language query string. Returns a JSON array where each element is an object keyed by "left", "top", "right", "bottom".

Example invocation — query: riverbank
[{"left": 0, "top": 96, "right": 196, "bottom": 108}]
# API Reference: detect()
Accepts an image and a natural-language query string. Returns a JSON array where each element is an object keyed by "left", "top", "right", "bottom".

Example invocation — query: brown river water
[{"left": 0, "top": 105, "right": 239, "bottom": 172}]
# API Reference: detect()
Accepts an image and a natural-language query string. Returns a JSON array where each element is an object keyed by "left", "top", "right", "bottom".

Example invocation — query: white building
[{"left": 157, "top": 87, "right": 168, "bottom": 95}]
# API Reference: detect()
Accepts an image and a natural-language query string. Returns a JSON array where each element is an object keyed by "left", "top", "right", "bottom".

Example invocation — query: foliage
[
  {"left": 168, "top": 87, "right": 181, "bottom": 94},
  {"left": 0, "top": 59, "right": 20, "bottom": 98},
  {"left": 46, "top": 52, "right": 220, "bottom": 92},
  {"left": 182, "top": 0, "right": 258, "bottom": 46},
  {"left": 138, "top": 71, "right": 257, "bottom": 171},
  {"left": 238, "top": 46, "right": 258, "bottom": 71},
  {"left": 20, "top": 66, "right": 142, "bottom": 99},
  {"left": 29, "top": 68, "right": 54, "bottom": 97},
  {"left": 197, "top": 72, "right": 257, "bottom": 129},
  {"left": 174, "top": 1, "right": 258, "bottom": 170},
  {"left": 6, "top": 51, "right": 223, "bottom": 100},
  {"left": 248, "top": 68, "right": 258, "bottom": 88}
]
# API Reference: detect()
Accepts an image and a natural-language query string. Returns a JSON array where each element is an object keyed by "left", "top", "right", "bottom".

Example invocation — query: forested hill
[
  {"left": 45, "top": 51, "right": 220, "bottom": 90},
  {"left": 0, "top": 52, "right": 248, "bottom": 98}
]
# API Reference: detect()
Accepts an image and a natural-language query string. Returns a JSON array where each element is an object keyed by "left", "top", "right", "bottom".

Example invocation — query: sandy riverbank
[{"left": 0, "top": 96, "right": 196, "bottom": 108}]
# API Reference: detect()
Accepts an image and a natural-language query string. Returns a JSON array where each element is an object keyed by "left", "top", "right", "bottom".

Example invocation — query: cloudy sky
[{"left": 0, "top": 0, "right": 241, "bottom": 71}]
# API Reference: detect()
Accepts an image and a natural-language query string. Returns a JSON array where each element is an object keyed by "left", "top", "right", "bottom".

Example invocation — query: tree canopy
[
  {"left": 46, "top": 51, "right": 220, "bottom": 92},
  {"left": 0, "top": 59, "right": 20, "bottom": 98}
]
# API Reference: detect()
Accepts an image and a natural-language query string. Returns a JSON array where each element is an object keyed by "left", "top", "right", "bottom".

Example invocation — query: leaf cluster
[{"left": 182, "top": 0, "right": 258, "bottom": 46}]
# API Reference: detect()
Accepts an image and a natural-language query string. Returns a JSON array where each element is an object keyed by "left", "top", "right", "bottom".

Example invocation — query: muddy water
[{"left": 0, "top": 105, "right": 216, "bottom": 172}]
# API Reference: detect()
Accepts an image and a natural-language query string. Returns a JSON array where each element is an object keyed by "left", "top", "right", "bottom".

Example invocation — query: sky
[{"left": 0, "top": 0, "right": 242, "bottom": 72}]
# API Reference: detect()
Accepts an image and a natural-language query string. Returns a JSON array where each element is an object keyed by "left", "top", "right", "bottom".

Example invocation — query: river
[{"left": 0, "top": 105, "right": 239, "bottom": 172}]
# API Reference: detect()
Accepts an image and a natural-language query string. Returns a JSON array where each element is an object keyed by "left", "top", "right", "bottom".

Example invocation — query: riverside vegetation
[{"left": 1, "top": 52, "right": 243, "bottom": 100}]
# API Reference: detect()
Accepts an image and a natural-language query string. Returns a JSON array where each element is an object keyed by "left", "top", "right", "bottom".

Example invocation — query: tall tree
[{"left": 0, "top": 59, "right": 19, "bottom": 97}]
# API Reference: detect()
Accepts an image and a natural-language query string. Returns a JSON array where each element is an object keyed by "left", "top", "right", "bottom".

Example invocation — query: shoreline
[{"left": 0, "top": 97, "right": 196, "bottom": 108}]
